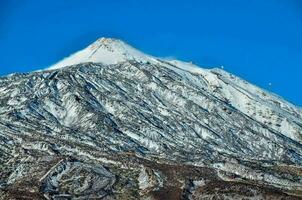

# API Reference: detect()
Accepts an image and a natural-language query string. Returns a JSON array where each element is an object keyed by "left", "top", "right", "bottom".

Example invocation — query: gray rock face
[{"left": 0, "top": 38, "right": 302, "bottom": 199}]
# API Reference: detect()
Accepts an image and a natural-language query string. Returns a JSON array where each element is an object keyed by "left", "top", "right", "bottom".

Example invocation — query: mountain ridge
[
  {"left": 46, "top": 38, "right": 302, "bottom": 143},
  {"left": 0, "top": 38, "right": 302, "bottom": 199}
]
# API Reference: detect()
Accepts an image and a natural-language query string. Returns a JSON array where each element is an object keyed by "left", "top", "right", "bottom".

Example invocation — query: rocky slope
[{"left": 0, "top": 38, "right": 302, "bottom": 199}]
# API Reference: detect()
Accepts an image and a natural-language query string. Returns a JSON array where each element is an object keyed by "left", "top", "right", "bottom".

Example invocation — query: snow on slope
[
  {"left": 1, "top": 37, "right": 302, "bottom": 199},
  {"left": 47, "top": 37, "right": 214, "bottom": 75},
  {"left": 47, "top": 37, "right": 302, "bottom": 142},
  {"left": 48, "top": 38, "right": 158, "bottom": 70}
]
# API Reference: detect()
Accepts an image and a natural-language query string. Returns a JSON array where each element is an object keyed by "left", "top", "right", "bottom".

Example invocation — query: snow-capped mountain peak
[
  {"left": 48, "top": 37, "right": 156, "bottom": 70},
  {"left": 1, "top": 37, "right": 302, "bottom": 199},
  {"left": 47, "top": 37, "right": 212, "bottom": 76}
]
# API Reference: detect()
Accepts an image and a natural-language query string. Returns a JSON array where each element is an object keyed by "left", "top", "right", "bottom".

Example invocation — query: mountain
[{"left": 0, "top": 38, "right": 302, "bottom": 200}]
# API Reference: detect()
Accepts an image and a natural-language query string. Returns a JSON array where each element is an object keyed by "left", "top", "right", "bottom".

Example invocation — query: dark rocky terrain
[{"left": 0, "top": 38, "right": 302, "bottom": 199}]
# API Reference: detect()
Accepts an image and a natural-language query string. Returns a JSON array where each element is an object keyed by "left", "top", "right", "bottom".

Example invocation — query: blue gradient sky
[{"left": 0, "top": 0, "right": 301, "bottom": 106}]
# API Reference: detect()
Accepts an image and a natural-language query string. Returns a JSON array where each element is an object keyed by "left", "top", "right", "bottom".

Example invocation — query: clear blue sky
[{"left": 1, "top": 0, "right": 301, "bottom": 106}]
